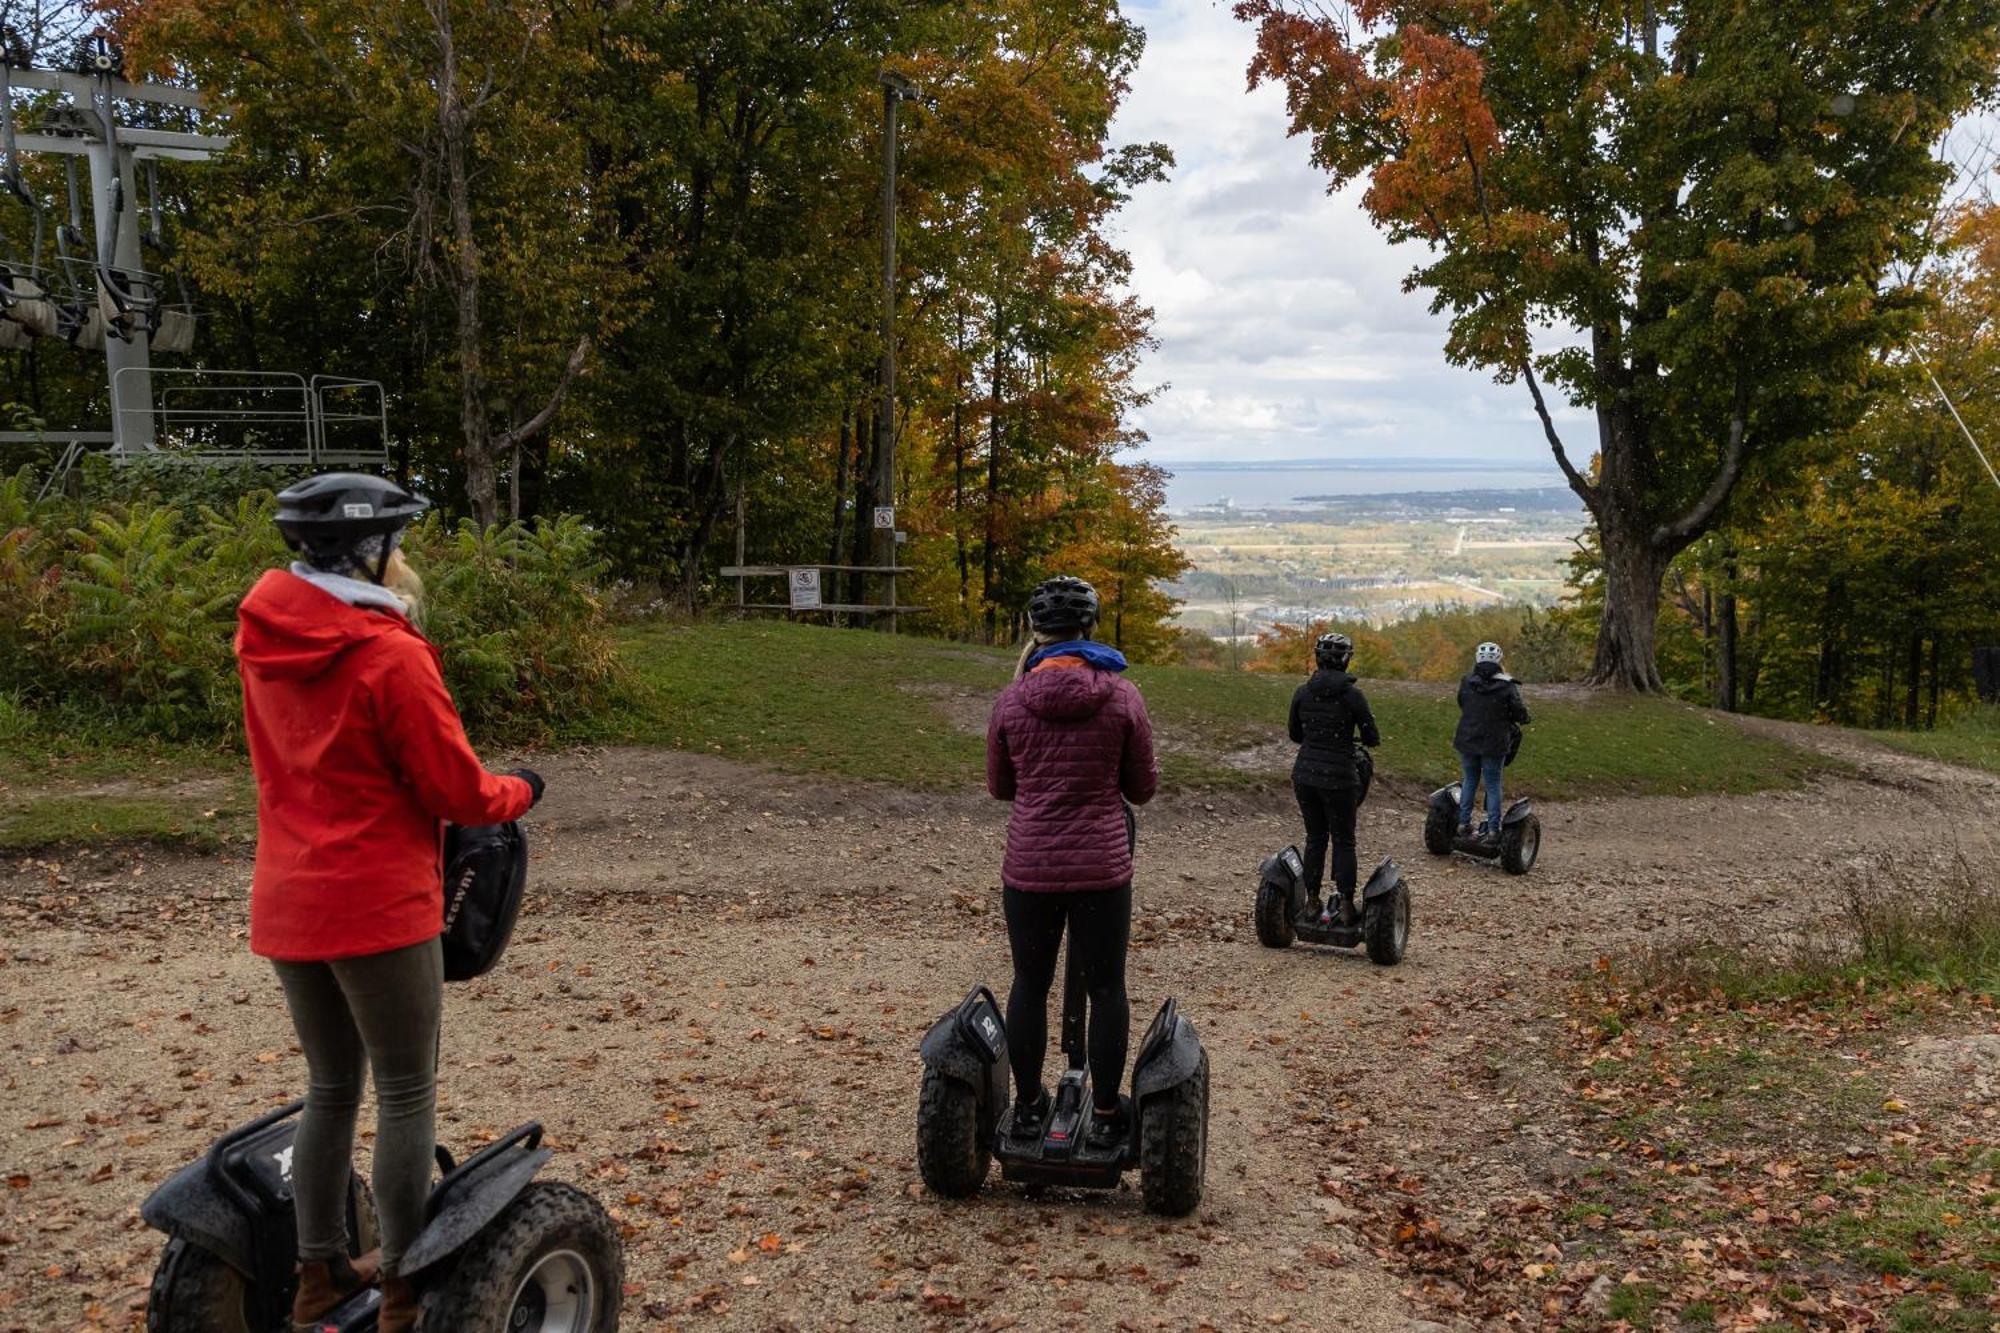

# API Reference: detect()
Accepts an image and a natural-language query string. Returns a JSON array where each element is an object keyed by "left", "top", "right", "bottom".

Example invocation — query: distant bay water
[{"left": 1159, "top": 458, "right": 1568, "bottom": 512}]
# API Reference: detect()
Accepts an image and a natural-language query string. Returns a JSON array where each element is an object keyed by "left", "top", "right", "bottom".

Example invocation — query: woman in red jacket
[
  {"left": 236, "top": 474, "right": 540, "bottom": 1332},
  {"left": 986, "top": 576, "right": 1159, "bottom": 1151}
]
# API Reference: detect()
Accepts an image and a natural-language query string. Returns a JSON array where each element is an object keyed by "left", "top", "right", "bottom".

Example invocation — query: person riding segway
[
  {"left": 1287, "top": 632, "right": 1380, "bottom": 928},
  {"left": 1452, "top": 642, "right": 1529, "bottom": 844},
  {"left": 1422, "top": 641, "right": 1541, "bottom": 874},
  {"left": 915, "top": 576, "right": 1209, "bottom": 1214},
  {"left": 227, "top": 473, "right": 544, "bottom": 1331}
]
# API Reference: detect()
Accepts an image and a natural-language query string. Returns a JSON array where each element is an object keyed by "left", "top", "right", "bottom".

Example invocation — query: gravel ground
[{"left": 2, "top": 738, "right": 1991, "bottom": 1332}]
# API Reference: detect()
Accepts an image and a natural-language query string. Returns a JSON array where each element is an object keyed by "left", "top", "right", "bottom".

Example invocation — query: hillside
[{"left": 2, "top": 621, "right": 1995, "bottom": 1331}]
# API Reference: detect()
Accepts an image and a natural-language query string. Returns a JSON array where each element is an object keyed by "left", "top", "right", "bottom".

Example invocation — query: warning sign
[
  {"left": 788, "top": 568, "right": 822, "bottom": 610},
  {"left": 873, "top": 506, "right": 896, "bottom": 530}
]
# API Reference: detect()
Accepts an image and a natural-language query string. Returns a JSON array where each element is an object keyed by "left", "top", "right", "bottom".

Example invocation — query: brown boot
[
  {"left": 291, "top": 1250, "right": 381, "bottom": 1329},
  {"left": 378, "top": 1273, "right": 421, "bottom": 1333}
]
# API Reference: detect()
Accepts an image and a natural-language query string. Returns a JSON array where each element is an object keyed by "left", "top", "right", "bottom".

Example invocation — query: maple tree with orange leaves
[{"left": 1236, "top": 0, "right": 2000, "bottom": 689}]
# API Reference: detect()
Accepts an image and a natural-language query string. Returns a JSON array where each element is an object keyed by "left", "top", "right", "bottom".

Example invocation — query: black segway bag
[
  {"left": 440, "top": 822, "right": 528, "bottom": 982},
  {"left": 1505, "top": 722, "right": 1523, "bottom": 767}
]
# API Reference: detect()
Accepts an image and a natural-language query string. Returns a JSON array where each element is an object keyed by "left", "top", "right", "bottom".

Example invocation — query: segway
[
  {"left": 1422, "top": 784, "right": 1539, "bottom": 873},
  {"left": 142, "top": 1101, "right": 623, "bottom": 1332},
  {"left": 915, "top": 950, "right": 1210, "bottom": 1216},
  {"left": 1253, "top": 850, "right": 1410, "bottom": 963},
  {"left": 1422, "top": 722, "right": 1539, "bottom": 875}
]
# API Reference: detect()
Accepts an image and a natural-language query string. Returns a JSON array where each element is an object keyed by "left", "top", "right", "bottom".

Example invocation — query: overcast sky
[{"left": 1107, "top": 0, "right": 1583, "bottom": 475}]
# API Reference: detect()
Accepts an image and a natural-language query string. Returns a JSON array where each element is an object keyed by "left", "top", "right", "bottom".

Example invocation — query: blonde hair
[
  {"left": 1013, "top": 628, "right": 1070, "bottom": 680},
  {"left": 382, "top": 548, "right": 424, "bottom": 620}
]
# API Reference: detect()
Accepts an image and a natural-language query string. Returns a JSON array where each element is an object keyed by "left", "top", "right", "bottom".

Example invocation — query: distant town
[{"left": 1167, "top": 486, "right": 1588, "bottom": 639}]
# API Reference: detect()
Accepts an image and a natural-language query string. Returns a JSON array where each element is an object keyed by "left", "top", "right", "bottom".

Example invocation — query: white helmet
[{"left": 1475, "top": 642, "right": 1503, "bottom": 665}]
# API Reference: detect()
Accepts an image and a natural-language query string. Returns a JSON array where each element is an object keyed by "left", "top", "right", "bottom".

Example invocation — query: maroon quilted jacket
[{"left": 986, "top": 658, "right": 1159, "bottom": 893}]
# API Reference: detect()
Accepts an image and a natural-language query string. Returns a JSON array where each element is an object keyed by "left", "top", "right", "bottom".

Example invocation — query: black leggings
[
  {"left": 1002, "top": 884, "right": 1131, "bottom": 1112},
  {"left": 1294, "top": 780, "right": 1359, "bottom": 897}
]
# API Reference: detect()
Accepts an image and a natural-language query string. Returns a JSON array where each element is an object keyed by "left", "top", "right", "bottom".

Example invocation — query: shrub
[{"left": 0, "top": 467, "right": 625, "bottom": 746}]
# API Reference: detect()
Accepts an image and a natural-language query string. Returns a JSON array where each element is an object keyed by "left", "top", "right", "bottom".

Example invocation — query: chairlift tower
[
  {"left": 1, "top": 35, "right": 225, "bottom": 452},
  {"left": 0, "top": 34, "right": 388, "bottom": 483}
]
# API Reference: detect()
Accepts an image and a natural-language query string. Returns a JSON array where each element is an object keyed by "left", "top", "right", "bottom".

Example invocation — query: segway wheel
[
  {"left": 146, "top": 1237, "right": 256, "bottom": 1333},
  {"left": 1422, "top": 801, "right": 1455, "bottom": 856},
  {"left": 1500, "top": 815, "right": 1541, "bottom": 876},
  {"left": 146, "top": 1177, "right": 378, "bottom": 1333},
  {"left": 916, "top": 1069, "right": 991, "bottom": 1199},
  {"left": 419, "top": 1181, "right": 622, "bottom": 1333},
  {"left": 1363, "top": 882, "right": 1410, "bottom": 966},
  {"left": 1139, "top": 1050, "right": 1208, "bottom": 1217},
  {"left": 1253, "top": 880, "right": 1295, "bottom": 949}
]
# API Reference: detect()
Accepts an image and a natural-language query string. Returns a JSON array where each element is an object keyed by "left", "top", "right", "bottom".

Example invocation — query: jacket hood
[
  {"left": 1015, "top": 660, "right": 1119, "bottom": 722},
  {"left": 1466, "top": 661, "right": 1514, "bottom": 691},
  {"left": 1025, "top": 639, "right": 1129, "bottom": 673},
  {"left": 1306, "top": 668, "right": 1356, "bottom": 699},
  {"left": 236, "top": 568, "right": 413, "bottom": 683}
]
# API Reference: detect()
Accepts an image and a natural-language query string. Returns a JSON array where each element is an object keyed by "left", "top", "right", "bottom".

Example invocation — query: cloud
[{"left": 1109, "top": 0, "right": 1575, "bottom": 474}]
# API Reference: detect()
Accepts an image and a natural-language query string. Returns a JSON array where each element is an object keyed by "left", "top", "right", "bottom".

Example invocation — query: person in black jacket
[
  {"left": 1288, "top": 632, "right": 1381, "bottom": 925},
  {"left": 1453, "top": 641, "right": 1531, "bottom": 841}
]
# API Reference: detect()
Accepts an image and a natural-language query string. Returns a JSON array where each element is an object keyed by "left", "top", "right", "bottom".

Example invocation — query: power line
[{"left": 1915, "top": 348, "right": 2000, "bottom": 494}]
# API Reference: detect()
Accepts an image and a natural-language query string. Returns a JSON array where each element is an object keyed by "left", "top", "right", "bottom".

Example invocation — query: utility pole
[{"left": 876, "top": 69, "right": 917, "bottom": 632}]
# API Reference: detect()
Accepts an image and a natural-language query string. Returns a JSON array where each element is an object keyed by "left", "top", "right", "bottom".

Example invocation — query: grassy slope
[
  {"left": 0, "top": 619, "right": 1845, "bottom": 851},
  {"left": 1868, "top": 708, "right": 2000, "bottom": 777},
  {"left": 610, "top": 620, "right": 1832, "bottom": 798}
]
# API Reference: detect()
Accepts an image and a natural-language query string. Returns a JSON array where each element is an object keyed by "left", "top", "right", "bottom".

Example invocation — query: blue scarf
[{"left": 1026, "top": 640, "right": 1129, "bottom": 673}]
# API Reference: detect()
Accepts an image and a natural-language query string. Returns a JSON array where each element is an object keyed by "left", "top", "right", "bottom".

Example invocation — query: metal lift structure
[{"left": 0, "top": 34, "right": 388, "bottom": 487}]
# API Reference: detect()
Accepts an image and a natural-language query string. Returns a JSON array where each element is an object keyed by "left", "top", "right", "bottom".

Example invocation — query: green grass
[
  {"left": 607, "top": 619, "right": 1837, "bottom": 797},
  {"left": 1869, "top": 707, "right": 2000, "bottom": 777},
  {"left": 1806, "top": 1147, "right": 2000, "bottom": 1330},
  {"left": 0, "top": 792, "right": 248, "bottom": 852},
  {"left": 0, "top": 619, "right": 1852, "bottom": 849}
]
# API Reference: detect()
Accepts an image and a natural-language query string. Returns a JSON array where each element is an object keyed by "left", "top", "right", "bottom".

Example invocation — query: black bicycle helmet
[
  {"left": 1315, "top": 632, "right": 1354, "bottom": 671},
  {"left": 1027, "top": 575, "right": 1100, "bottom": 636},
  {"left": 274, "top": 473, "right": 430, "bottom": 576}
]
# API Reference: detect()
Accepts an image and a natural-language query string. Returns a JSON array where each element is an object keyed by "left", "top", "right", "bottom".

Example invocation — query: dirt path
[{"left": 2, "top": 746, "right": 1993, "bottom": 1332}]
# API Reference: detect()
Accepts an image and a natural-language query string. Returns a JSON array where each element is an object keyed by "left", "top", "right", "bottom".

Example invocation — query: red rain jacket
[
  {"left": 986, "top": 657, "right": 1158, "bottom": 893},
  {"left": 236, "top": 569, "right": 533, "bottom": 961}
]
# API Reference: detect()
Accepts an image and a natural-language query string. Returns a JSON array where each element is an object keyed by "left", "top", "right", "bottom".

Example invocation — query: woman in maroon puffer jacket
[{"left": 986, "top": 576, "right": 1158, "bottom": 1149}]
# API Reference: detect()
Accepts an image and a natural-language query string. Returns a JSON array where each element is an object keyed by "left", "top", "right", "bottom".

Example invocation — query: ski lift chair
[
  {"left": 136, "top": 163, "right": 195, "bottom": 354},
  {"left": 0, "top": 261, "right": 60, "bottom": 344}
]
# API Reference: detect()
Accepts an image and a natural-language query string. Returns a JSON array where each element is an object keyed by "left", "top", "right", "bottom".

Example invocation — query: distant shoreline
[{"left": 1161, "top": 457, "right": 1556, "bottom": 474}]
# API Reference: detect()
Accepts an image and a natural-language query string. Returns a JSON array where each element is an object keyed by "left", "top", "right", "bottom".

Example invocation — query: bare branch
[
  {"left": 1653, "top": 374, "right": 1750, "bottom": 548},
  {"left": 496, "top": 335, "right": 593, "bottom": 454},
  {"left": 1520, "top": 359, "right": 1600, "bottom": 517}
]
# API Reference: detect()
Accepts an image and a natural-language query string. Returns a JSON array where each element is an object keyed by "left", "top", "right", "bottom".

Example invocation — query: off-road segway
[
  {"left": 142, "top": 1101, "right": 623, "bottom": 1332},
  {"left": 1421, "top": 721, "right": 1540, "bottom": 875},
  {"left": 1423, "top": 784, "right": 1540, "bottom": 873},
  {"left": 142, "top": 823, "right": 623, "bottom": 1332},
  {"left": 915, "top": 949, "right": 1210, "bottom": 1216},
  {"left": 1251, "top": 741, "right": 1410, "bottom": 962},
  {"left": 1253, "top": 851, "right": 1410, "bottom": 963}
]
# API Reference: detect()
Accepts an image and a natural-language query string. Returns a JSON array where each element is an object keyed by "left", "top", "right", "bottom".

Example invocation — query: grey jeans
[{"left": 272, "top": 936, "right": 443, "bottom": 1273}]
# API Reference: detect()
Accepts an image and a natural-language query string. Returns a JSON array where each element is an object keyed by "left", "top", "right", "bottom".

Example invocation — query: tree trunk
[
  {"left": 848, "top": 406, "right": 876, "bottom": 609},
  {"left": 1716, "top": 555, "right": 1739, "bottom": 712},
  {"left": 984, "top": 324, "right": 1004, "bottom": 646},
  {"left": 1585, "top": 526, "right": 1669, "bottom": 690},
  {"left": 430, "top": 0, "right": 499, "bottom": 528},
  {"left": 827, "top": 405, "right": 852, "bottom": 568},
  {"left": 1904, "top": 630, "right": 1922, "bottom": 729},
  {"left": 953, "top": 307, "right": 969, "bottom": 632}
]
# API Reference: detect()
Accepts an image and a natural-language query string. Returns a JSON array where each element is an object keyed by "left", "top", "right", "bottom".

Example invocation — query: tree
[
  {"left": 1236, "top": 0, "right": 2000, "bottom": 688},
  {"left": 117, "top": 0, "right": 612, "bottom": 527}
]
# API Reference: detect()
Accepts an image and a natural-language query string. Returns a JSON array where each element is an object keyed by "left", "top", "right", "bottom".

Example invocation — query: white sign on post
[
  {"left": 788, "top": 568, "right": 822, "bottom": 610},
  {"left": 873, "top": 506, "right": 896, "bottom": 530}
]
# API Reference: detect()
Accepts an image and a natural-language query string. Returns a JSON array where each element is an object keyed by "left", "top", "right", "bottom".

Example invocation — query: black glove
[{"left": 511, "top": 768, "right": 546, "bottom": 807}]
